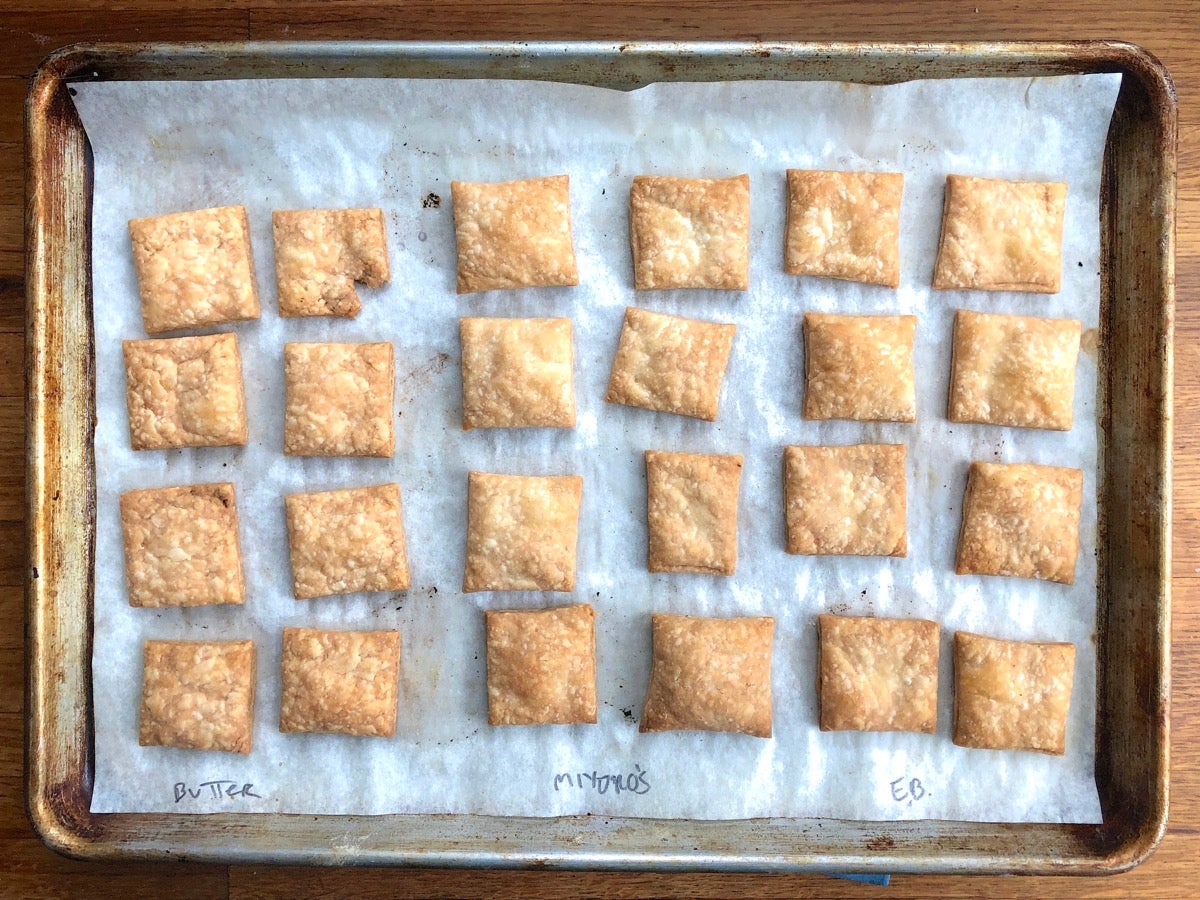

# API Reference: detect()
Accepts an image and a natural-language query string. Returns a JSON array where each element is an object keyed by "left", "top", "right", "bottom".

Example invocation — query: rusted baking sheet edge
[{"left": 25, "top": 40, "right": 1175, "bottom": 874}]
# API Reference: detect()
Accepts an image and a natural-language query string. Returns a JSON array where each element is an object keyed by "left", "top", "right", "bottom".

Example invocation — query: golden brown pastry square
[
  {"left": 451, "top": 175, "right": 579, "bottom": 293},
  {"left": 640, "top": 613, "right": 774, "bottom": 737},
  {"left": 932, "top": 175, "right": 1067, "bottom": 293},
  {"left": 818, "top": 614, "right": 939, "bottom": 733},
  {"left": 283, "top": 341, "right": 394, "bottom": 457},
  {"left": 139, "top": 639, "right": 256, "bottom": 753},
  {"left": 948, "top": 309, "right": 1082, "bottom": 430},
  {"left": 605, "top": 306, "right": 737, "bottom": 421},
  {"left": 953, "top": 631, "right": 1076, "bottom": 754},
  {"left": 645, "top": 450, "right": 742, "bottom": 575},
  {"left": 785, "top": 169, "right": 904, "bottom": 287},
  {"left": 128, "top": 205, "right": 261, "bottom": 334},
  {"left": 629, "top": 174, "right": 750, "bottom": 289},
  {"left": 123, "top": 333, "right": 248, "bottom": 450},
  {"left": 279, "top": 627, "right": 401, "bottom": 737},
  {"left": 272, "top": 208, "right": 390, "bottom": 318},
  {"left": 803, "top": 313, "right": 917, "bottom": 422},
  {"left": 120, "top": 482, "right": 245, "bottom": 607},
  {"left": 463, "top": 471, "right": 583, "bottom": 592},
  {"left": 485, "top": 604, "right": 597, "bottom": 726},
  {"left": 956, "top": 462, "right": 1084, "bottom": 584},
  {"left": 459, "top": 317, "right": 575, "bottom": 429},
  {"left": 784, "top": 444, "right": 907, "bottom": 557},
  {"left": 284, "top": 483, "right": 410, "bottom": 600}
]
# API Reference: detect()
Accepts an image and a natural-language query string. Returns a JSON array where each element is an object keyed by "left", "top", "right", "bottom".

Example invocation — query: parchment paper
[{"left": 73, "top": 72, "right": 1119, "bottom": 822}]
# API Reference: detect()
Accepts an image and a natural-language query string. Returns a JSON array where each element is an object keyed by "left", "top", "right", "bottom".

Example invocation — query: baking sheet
[{"left": 72, "top": 72, "right": 1118, "bottom": 822}]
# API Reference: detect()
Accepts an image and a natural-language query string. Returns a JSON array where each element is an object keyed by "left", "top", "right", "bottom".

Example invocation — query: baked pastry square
[
  {"left": 956, "top": 461, "right": 1083, "bottom": 584},
  {"left": 803, "top": 313, "right": 917, "bottom": 422},
  {"left": 818, "top": 614, "right": 939, "bottom": 733},
  {"left": 629, "top": 174, "right": 750, "bottom": 290},
  {"left": 933, "top": 175, "right": 1067, "bottom": 293},
  {"left": 279, "top": 627, "right": 401, "bottom": 737},
  {"left": 123, "top": 332, "right": 248, "bottom": 450},
  {"left": 463, "top": 471, "right": 583, "bottom": 592},
  {"left": 645, "top": 450, "right": 742, "bottom": 575},
  {"left": 129, "top": 205, "right": 261, "bottom": 334},
  {"left": 451, "top": 175, "right": 579, "bottom": 293},
  {"left": 139, "top": 639, "right": 255, "bottom": 753},
  {"left": 641, "top": 613, "right": 774, "bottom": 737},
  {"left": 605, "top": 306, "right": 737, "bottom": 421},
  {"left": 459, "top": 317, "right": 575, "bottom": 429},
  {"left": 121, "top": 482, "right": 245, "bottom": 607},
  {"left": 784, "top": 444, "right": 907, "bottom": 556},
  {"left": 283, "top": 341, "right": 394, "bottom": 457},
  {"left": 785, "top": 169, "right": 904, "bottom": 287},
  {"left": 485, "top": 604, "right": 597, "bottom": 726},
  {"left": 273, "top": 208, "right": 390, "bottom": 318},
  {"left": 953, "top": 631, "right": 1076, "bottom": 754},
  {"left": 284, "top": 483, "right": 410, "bottom": 599},
  {"left": 949, "top": 309, "right": 1082, "bottom": 430}
]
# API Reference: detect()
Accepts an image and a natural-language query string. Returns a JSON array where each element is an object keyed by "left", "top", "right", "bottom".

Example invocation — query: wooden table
[{"left": 2, "top": 3, "right": 1195, "bottom": 896}]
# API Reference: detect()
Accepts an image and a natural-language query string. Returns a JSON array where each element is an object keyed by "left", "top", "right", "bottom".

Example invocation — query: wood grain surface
[{"left": 3, "top": 2, "right": 1196, "bottom": 896}]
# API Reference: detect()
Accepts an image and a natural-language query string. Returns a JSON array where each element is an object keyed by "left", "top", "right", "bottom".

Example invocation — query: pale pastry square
[
  {"left": 949, "top": 309, "right": 1082, "bottom": 430},
  {"left": 803, "top": 313, "right": 917, "bottom": 422},
  {"left": 953, "top": 631, "right": 1076, "bottom": 754},
  {"left": 129, "top": 205, "right": 261, "bottom": 334},
  {"left": 784, "top": 444, "right": 907, "bottom": 557},
  {"left": 120, "top": 482, "right": 245, "bottom": 607},
  {"left": 273, "top": 208, "right": 390, "bottom": 318},
  {"left": 629, "top": 174, "right": 751, "bottom": 290},
  {"left": 283, "top": 341, "right": 394, "bottom": 457},
  {"left": 463, "top": 472, "right": 583, "bottom": 592},
  {"left": 451, "top": 175, "right": 579, "bottom": 293},
  {"left": 123, "top": 332, "right": 248, "bottom": 450},
  {"left": 279, "top": 627, "right": 401, "bottom": 737},
  {"left": 785, "top": 169, "right": 904, "bottom": 287},
  {"left": 485, "top": 604, "right": 597, "bottom": 726},
  {"left": 645, "top": 450, "right": 742, "bottom": 575},
  {"left": 818, "top": 614, "right": 939, "bottom": 733},
  {"left": 956, "top": 462, "right": 1083, "bottom": 584},
  {"left": 284, "top": 483, "right": 410, "bottom": 600},
  {"left": 640, "top": 613, "right": 774, "bottom": 737},
  {"left": 933, "top": 175, "right": 1067, "bottom": 293},
  {"left": 459, "top": 317, "right": 575, "bottom": 429},
  {"left": 605, "top": 306, "right": 737, "bottom": 421},
  {"left": 139, "top": 640, "right": 256, "bottom": 753}
]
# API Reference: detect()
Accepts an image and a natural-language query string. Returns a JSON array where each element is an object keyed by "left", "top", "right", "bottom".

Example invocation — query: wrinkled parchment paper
[{"left": 74, "top": 72, "right": 1119, "bottom": 821}]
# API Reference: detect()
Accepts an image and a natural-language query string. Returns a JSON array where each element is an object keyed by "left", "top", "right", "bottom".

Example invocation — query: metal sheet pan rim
[{"left": 25, "top": 39, "right": 1174, "bottom": 874}]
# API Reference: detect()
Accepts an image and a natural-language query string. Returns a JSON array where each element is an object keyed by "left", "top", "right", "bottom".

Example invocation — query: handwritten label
[
  {"left": 553, "top": 764, "right": 650, "bottom": 796},
  {"left": 174, "top": 780, "right": 262, "bottom": 803},
  {"left": 889, "top": 775, "right": 927, "bottom": 807}
]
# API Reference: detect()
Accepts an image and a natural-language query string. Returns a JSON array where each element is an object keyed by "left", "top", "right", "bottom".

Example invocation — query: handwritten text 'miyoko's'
[{"left": 554, "top": 765, "right": 650, "bottom": 796}]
